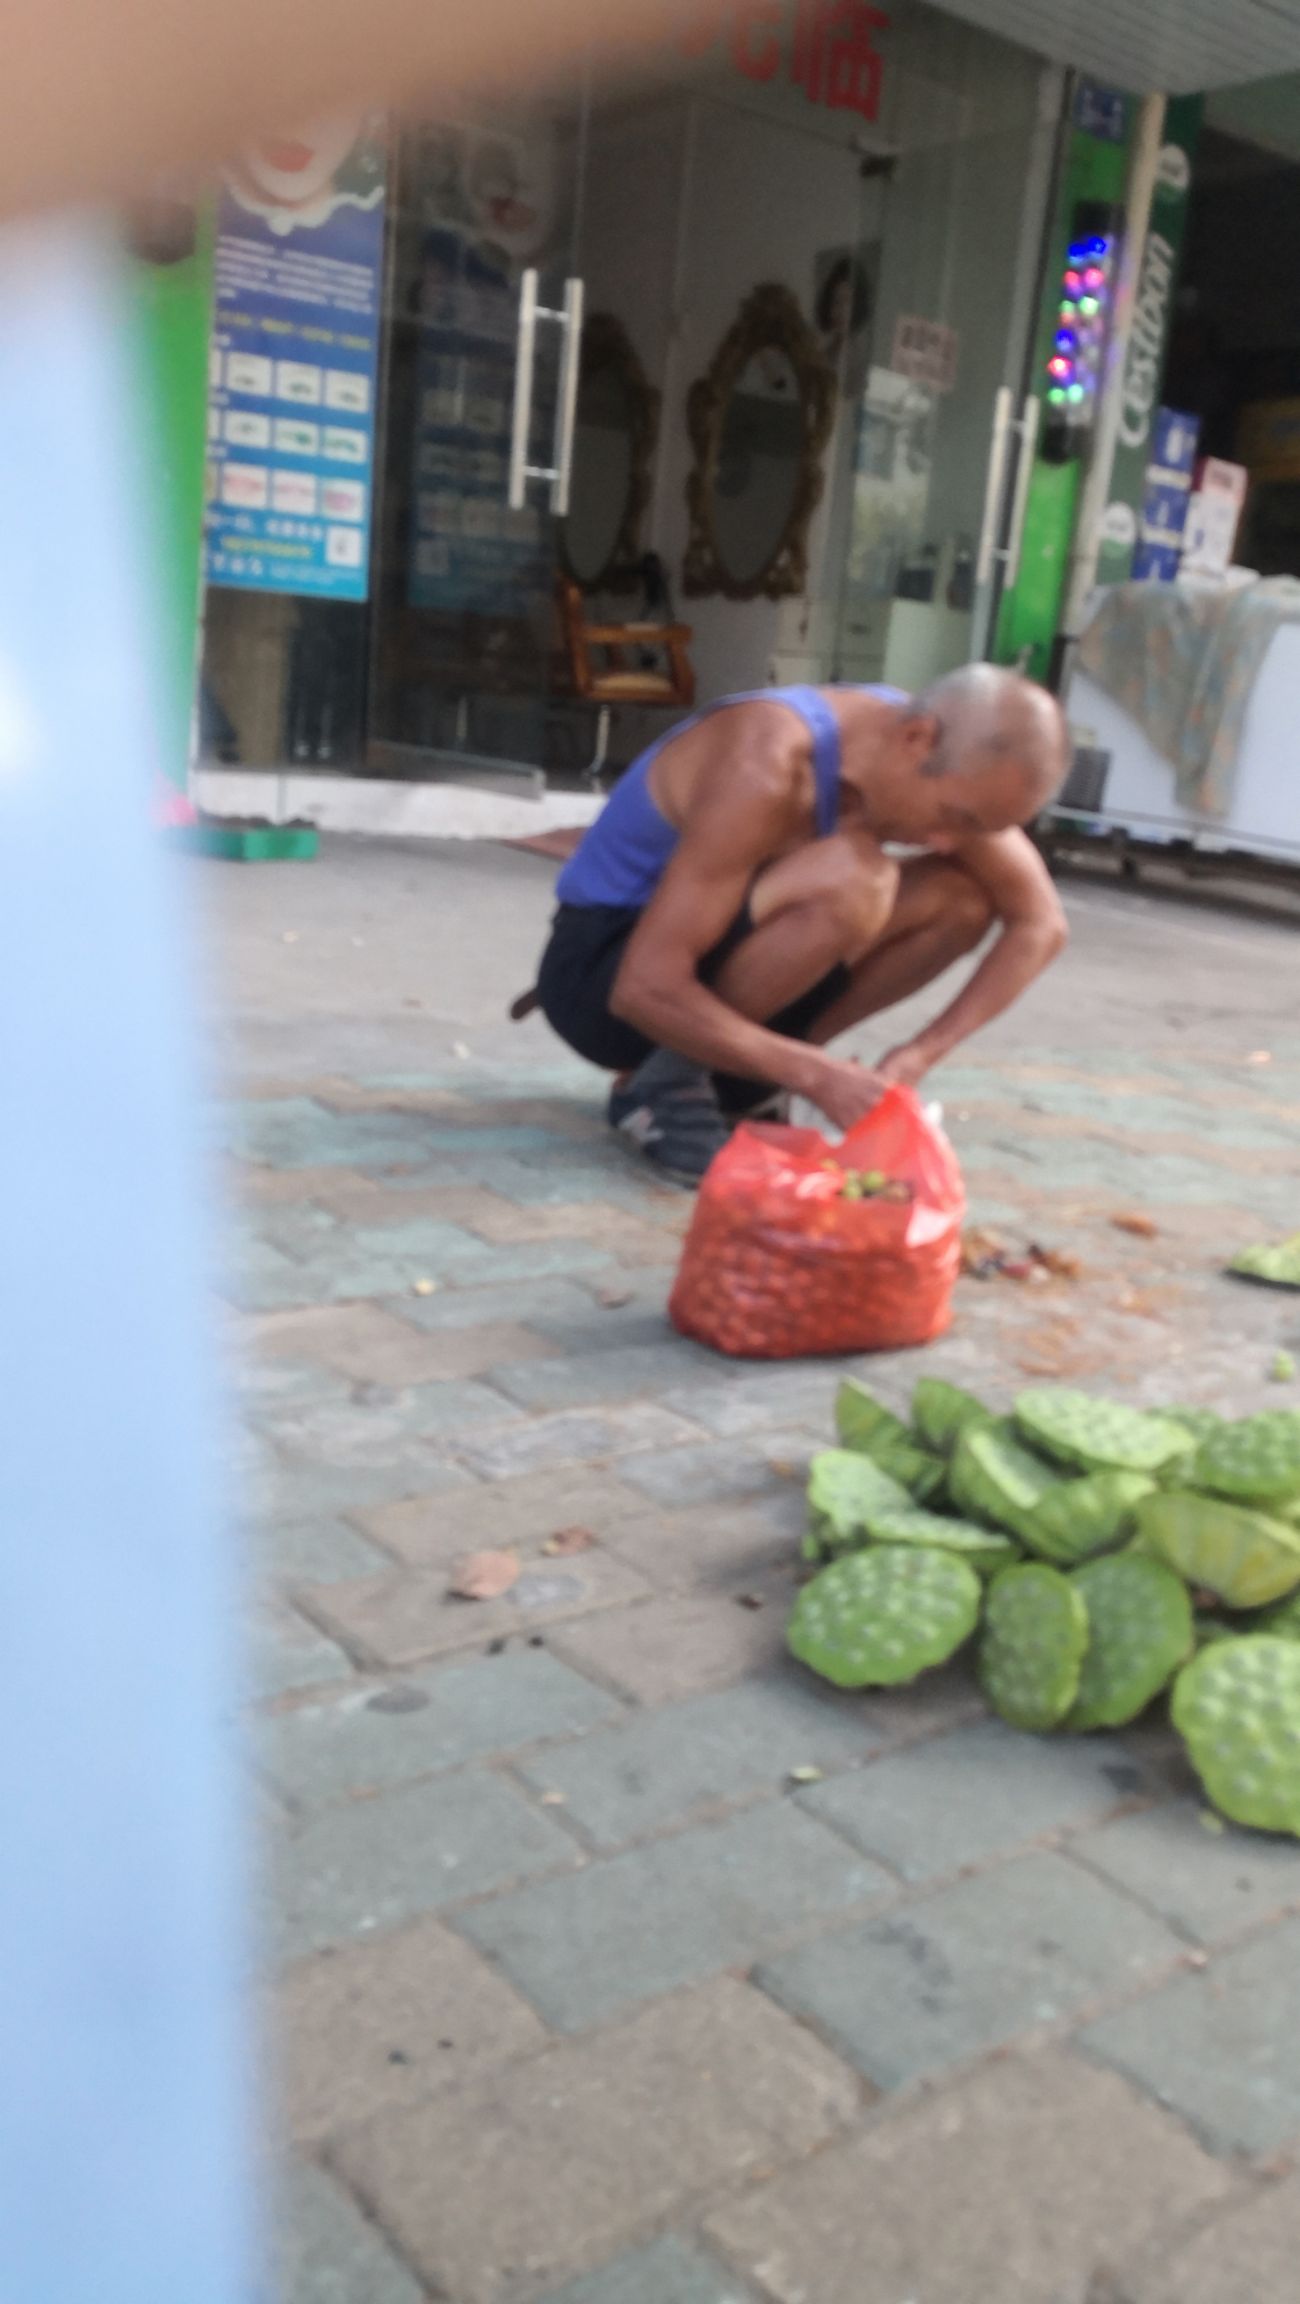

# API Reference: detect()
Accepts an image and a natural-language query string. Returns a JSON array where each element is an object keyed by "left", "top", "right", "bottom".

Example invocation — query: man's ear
[{"left": 901, "top": 711, "right": 940, "bottom": 770}]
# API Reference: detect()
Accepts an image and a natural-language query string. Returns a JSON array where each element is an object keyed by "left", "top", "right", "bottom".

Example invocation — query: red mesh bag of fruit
[{"left": 669, "top": 1084, "right": 964, "bottom": 1358}]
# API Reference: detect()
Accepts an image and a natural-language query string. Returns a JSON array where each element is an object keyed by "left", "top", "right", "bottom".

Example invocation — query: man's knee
[{"left": 819, "top": 835, "right": 900, "bottom": 958}]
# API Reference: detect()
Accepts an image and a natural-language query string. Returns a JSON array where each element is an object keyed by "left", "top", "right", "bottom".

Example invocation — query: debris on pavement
[
  {"left": 1271, "top": 1350, "right": 1297, "bottom": 1384},
  {"left": 963, "top": 1229, "right": 1082, "bottom": 1284},
  {"left": 541, "top": 1526, "right": 597, "bottom": 1556},
  {"left": 1231, "top": 1233, "right": 1300, "bottom": 1289},
  {"left": 1110, "top": 1211, "right": 1160, "bottom": 1239},
  {"left": 449, "top": 1549, "right": 520, "bottom": 1601}
]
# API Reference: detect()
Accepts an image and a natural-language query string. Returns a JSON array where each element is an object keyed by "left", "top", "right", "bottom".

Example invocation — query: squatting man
[{"left": 527, "top": 668, "right": 1070, "bottom": 1183}]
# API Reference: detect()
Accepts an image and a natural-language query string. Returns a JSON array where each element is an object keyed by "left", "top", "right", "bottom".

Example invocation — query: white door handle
[
  {"left": 550, "top": 276, "right": 585, "bottom": 516},
  {"left": 975, "top": 386, "right": 1014, "bottom": 588},
  {"left": 507, "top": 267, "right": 539, "bottom": 512},
  {"left": 1003, "top": 392, "right": 1041, "bottom": 590}
]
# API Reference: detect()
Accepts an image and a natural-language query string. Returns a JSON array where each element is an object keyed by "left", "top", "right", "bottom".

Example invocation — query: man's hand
[
  {"left": 875, "top": 1042, "right": 933, "bottom": 1091},
  {"left": 803, "top": 1055, "right": 890, "bottom": 1135}
]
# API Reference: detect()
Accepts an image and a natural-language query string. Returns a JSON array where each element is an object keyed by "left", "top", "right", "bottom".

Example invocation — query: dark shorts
[{"left": 536, "top": 900, "right": 850, "bottom": 1080}]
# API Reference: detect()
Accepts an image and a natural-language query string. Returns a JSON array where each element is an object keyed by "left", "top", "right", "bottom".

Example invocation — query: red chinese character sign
[{"left": 681, "top": 0, "right": 889, "bottom": 122}]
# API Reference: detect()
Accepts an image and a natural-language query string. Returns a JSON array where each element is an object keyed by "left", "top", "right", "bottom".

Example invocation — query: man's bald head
[{"left": 915, "top": 665, "right": 1069, "bottom": 815}]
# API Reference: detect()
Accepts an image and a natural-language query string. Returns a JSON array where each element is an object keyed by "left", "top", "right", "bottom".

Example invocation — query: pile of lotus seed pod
[{"left": 789, "top": 1378, "right": 1300, "bottom": 1838}]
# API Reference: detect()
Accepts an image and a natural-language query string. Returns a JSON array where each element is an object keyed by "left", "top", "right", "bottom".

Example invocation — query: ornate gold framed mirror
[
  {"left": 560, "top": 312, "right": 660, "bottom": 592},
  {"left": 683, "top": 284, "right": 836, "bottom": 602}
]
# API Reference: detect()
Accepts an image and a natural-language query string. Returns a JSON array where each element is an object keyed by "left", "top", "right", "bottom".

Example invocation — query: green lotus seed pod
[
  {"left": 1167, "top": 1406, "right": 1227, "bottom": 1444},
  {"left": 835, "top": 1381, "right": 945, "bottom": 1500},
  {"left": 1229, "top": 1234, "right": 1300, "bottom": 1289},
  {"left": 1020, "top": 1471, "right": 1155, "bottom": 1566},
  {"left": 949, "top": 1421, "right": 1058, "bottom": 1536},
  {"left": 1136, "top": 1491, "right": 1300, "bottom": 1610},
  {"left": 857, "top": 1500, "right": 1018, "bottom": 1577},
  {"left": 1171, "top": 1637, "right": 1300, "bottom": 1836},
  {"left": 787, "top": 1546, "right": 982, "bottom": 1689},
  {"left": 911, "top": 1377, "right": 994, "bottom": 1457},
  {"left": 1067, "top": 1554, "right": 1193, "bottom": 1729},
  {"left": 1194, "top": 1411, "right": 1300, "bottom": 1504},
  {"left": 979, "top": 1562, "right": 1089, "bottom": 1732},
  {"left": 1015, "top": 1388, "right": 1193, "bottom": 1477},
  {"left": 834, "top": 1379, "right": 911, "bottom": 1454},
  {"left": 805, "top": 1449, "right": 912, "bottom": 1555}
]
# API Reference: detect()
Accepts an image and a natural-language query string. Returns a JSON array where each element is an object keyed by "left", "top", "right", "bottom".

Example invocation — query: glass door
[
  {"left": 834, "top": 75, "right": 1061, "bottom": 690},
  {"left": 365, "top": 90, "right": 591, "bottom": 785}
]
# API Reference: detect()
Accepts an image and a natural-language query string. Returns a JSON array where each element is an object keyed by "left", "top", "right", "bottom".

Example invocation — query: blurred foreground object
[
  {"left": 0, "top": 214, "right": 252, "bottom": 2302},
  {"left": 1, "top": 0, "right": 726, "bottom": 218}
]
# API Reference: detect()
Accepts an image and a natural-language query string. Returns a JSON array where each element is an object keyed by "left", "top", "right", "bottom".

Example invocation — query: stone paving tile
[
  {"left": 546, "top": 1579, "right": 796, "bottom": 1704},
  {"left": 452, "top": 1402, "right": 702, "bottom": 1480},
  {"left": 257, "top": 1382, "right": 518, "bottom": 1469},
  {"left": 659, "top": 1364, "right": 844, "bottom": 1439},
  {"left": 534, "top": 2237, "right": 757, "bottom": 2304},
  {"left": 706, "top": 2049, "right": 1232, "bottom": 2304},
  {"left": 603, "top": 1491, "right": 808, "bottom": 1592},
  {"left": 276, "top": 1769, "right": 575, "bottom": 1960},
  {"left": 758, "top": 1850, "right": 1181, "bottom": 2088},
  {"left": 1132, "top": 2172, "right": 1300, "bottom": 2304},
  {"left": 1073, "top": 1800, "right": 1300, "bottom": 1946},
  {"left": 261, "top": 1649, "right": 621, "bottom": 1809},
  {"left": 332, "top": 1978, "right": 859, "bottom": 2304},
  {"left": 396, "top": 1276, "right": 615, "bottom": 1335},
  {"left": 250, "top": 1453, "right": 473, "bottom": 1528},
  {"left": 515, "top": 1675, "right": 886, "bottom": 1851},
  {"left": 255, "top": 1515, "right": 390, "bottom": 1588},
  {"left": 487, "top": 1339, "right": 713, "bottom": 1413},
  {"left": 1080, "top": 1915, "right": 1300, "bottom": 2154},
  {"left": 356, "top": 1466, "right": 664, "bottom": 1572},
  {"left": 252, "top": 1301, "right": 559, "bottom": 1387},
  {"left": 457, "top": 1197, "right": 685, "bottom": 1265},
  {"left": 250, "top": 1598, "right": 353, "bottom": 1702},
  {"left": 228, "top": 1352, "right": 349, "bottom": 1414},
  {"left": 225, "top": 1097, "right": 452, "bottom": 1170},
  {"left": 797, "top": 1717, "right": 1154, "bottom": 1885},
  {"left": 456, "top": 1799, "right": 890, "bottom": 2031},
  {"left": 273, "top": 1916, "right": 546, "bottom": 2146},
  {"left": 250, "top": 1204, "right": 348, "bottom": 1262},
  {"left": 615, "top": 1438, "right": 798, "bottom": 1511},
  {"left": 302, "top": 1547, "right": 652, "bottom": 1670},
  {"left": 276, "top": 2160, "right": 427, "bottom": 2304}
]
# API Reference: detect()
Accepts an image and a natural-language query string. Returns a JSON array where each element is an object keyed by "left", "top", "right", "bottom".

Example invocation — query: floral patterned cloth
[{"left": 1077, "top": 577, "right": 1300, "bottom": 819}]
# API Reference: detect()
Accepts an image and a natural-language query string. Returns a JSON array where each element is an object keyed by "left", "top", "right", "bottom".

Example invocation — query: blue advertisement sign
[{"left": 204, "top": 120, "right": 386, "bottom": 600}]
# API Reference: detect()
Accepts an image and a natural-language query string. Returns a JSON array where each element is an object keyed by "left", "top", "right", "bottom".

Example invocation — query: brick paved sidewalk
[{"left": 212, "top": 845, "right": 1300, "bottom": 2304}]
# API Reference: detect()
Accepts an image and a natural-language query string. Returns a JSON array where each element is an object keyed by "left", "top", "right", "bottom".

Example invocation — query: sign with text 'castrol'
[{"left": 1096, "top": 97, "right": 1200, "bottom": 588}]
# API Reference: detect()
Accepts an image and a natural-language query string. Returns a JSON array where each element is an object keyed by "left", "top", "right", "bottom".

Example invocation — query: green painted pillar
[
  {"left": 121, "top": 192, "right": 214, "bottom": 795},
  {"left": 994, "top": 101, "right": 1134, "bottom": 683}
]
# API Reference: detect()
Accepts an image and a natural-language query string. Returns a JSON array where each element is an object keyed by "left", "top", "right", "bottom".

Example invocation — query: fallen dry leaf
[
  {"left": 541, "top": 1526, "right": 597, "bottom": 1557},
  {"left": 1110, "top": 1212, "right": 1159, "bottom": 1239},
  {"left": 1032, "top": 1245, "right": 1082, "bottom": 1281},
  {"left": 735, "top": 1591, "right": 766, "bottom": 1611},
  {"left": 449, "top": 1549, "right": 520, "bottom": 1601}
]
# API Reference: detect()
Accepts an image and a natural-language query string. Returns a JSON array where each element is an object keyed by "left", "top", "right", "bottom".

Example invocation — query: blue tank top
[{"left": 555, "top": 683, "right": 907, "bottom": 910}]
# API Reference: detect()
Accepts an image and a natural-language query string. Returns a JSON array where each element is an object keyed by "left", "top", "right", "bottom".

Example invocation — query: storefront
[
  {"left": 190, "top": 0, "right": 1069, "bottom": 816},
  {"left": 179, "top": 3, "right": 1300, "bottom": 831}
]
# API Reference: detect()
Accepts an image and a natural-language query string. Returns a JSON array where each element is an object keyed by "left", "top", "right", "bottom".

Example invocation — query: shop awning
[{"left": 927, "top": 0, "right": 1300, "bottom": 94}]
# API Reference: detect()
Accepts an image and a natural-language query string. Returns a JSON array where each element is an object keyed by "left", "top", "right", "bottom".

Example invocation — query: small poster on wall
[
  {"left": 813, "top": 243, "right": 879, "bottom": 401},
  {"left": 890, "top": 314, "right": 959, "bottom": 395},
  {"left": 204, "top": 117, "right": 387, "bottom": 602}
]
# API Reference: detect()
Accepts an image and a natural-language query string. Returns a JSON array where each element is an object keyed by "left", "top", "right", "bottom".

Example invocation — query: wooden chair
[{"left": 554, "top": 571, "right": 695, "bottom": 784}]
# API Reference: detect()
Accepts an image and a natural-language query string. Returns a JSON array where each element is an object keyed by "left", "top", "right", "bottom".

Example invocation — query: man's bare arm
[
  {"left": 880, "top": 830, "right": 1068, "bottom": 1083},
  {"left": 609, "top": 738, "right": 887, "bottom": 1127}
]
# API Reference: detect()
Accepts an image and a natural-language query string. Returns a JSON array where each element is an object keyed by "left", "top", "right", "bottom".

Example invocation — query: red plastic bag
[{"left": 669, "top": 1085, "right": 965, "bottom": 1358}]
